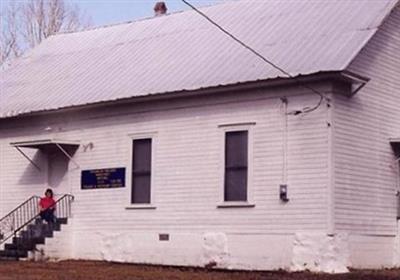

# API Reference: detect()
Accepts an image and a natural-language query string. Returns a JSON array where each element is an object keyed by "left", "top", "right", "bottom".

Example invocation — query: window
[
  {"left": 224, "top": 131, "right": 248, "bottom": 201},
  {"left": 390, "top": 139, "right": 400, "bottom": 219},
  {"left": 131, "top": 138, "right": 152, "bottom": 204}
]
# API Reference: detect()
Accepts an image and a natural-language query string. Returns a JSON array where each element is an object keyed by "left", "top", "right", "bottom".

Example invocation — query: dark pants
[{"left": 40, "top": 208, "right": 55, "bottom": 223}]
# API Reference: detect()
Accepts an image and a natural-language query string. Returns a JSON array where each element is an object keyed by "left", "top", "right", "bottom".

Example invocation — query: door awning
[
  {"left": 10, "top": 139, "right": 80, "bottom": 171},
  {"left": 11, "top": 139, "right": 80, "bottom": 148}
]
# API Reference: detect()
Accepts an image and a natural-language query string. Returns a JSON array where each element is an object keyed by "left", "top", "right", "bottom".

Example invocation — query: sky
[{"left": 71, "top": 0, "right": 226, "bottom": 27}]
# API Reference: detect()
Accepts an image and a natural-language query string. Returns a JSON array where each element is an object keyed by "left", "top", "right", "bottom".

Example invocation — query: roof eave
[{"left": 0, "top": 70, "right": 367, "bottom": 121}]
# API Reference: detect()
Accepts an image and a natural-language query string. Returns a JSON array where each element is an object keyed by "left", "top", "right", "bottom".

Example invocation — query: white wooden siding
[
  {"left": 333, "top": 6, "right": 400, "bottom": 235},
  {"left": 0, "top": 86, "right": 331, "bottom": 235}
]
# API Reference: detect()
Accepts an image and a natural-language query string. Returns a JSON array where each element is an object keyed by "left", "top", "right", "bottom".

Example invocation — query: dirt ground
[{"left": 0, "top": 261, "right": 399, "bottom": 280}]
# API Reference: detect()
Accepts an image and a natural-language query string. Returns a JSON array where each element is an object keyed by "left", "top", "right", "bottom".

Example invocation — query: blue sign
[{"left": 81, "top": 168, "right": 125, "bottom": 190}]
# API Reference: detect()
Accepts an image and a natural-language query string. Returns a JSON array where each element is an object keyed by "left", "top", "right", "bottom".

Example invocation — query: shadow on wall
[
  {"left": 48, "top": 152, "right": 69, "bottom": 188},
  {"left": 17, "top": 146, "right": 78, "bottom": 187},
  {"left": 392, "top": 145, "right": 400, "bottom": 158},
  {"left": 17, "top": 151, "right": 47, "bottom": 185}
]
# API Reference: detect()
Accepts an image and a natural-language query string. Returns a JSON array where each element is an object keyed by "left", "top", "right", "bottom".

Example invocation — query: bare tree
[
  {"left": 0, "top": 2, "right": 22, "bottom": 64},
  {"left": 1, "top": 0, "right": 90, "bottom": 66}
]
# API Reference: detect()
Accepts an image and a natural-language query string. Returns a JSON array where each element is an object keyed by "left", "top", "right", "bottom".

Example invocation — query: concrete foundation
[{"left": 20, "top": 227, "right": 400, "bottom": 273}]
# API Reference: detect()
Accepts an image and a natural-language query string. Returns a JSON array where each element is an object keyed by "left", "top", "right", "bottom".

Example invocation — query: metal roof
[
  {"left": 0, "top": 0, "right": 398, "bottom": 119},
  {"left": 10, "top": 139, "right": 80, "bottom": 148}
]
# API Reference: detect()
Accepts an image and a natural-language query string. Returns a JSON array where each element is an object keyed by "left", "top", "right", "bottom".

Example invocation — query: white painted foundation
[
  {"left": 291, "top": 232, "right": 350, "bottom": 273},
  {"left": 35, "top": 230, "right": 379, "bottom": 273},
  {"left": 16, "top": 223, "right": 400, "bottom": 272},
  {"left": 348, "top": 234, "right": 396, "bottom": 269},
  {"left": 393, "top": 221, "right": 400, "bottom": 267},
  {"left": 72, "top": 231, "right": 294, "bottom": 270}
]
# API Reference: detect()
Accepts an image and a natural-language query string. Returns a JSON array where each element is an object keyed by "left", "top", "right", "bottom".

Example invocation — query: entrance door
[{"left": 47, "top": 151, "right": 70, "bottom": 197}]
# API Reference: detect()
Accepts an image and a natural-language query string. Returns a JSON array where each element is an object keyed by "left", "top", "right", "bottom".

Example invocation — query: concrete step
[
  {"left": 0, "top": 249, "right": 28, "bottom": 258},
  {"left": 21, "top": 229, "right": 53, "bottom": 239},
  {"left": 35, "top": 217, "right": 66, "bottom": 226},
  {"left": 57, "top": 218, "right": 68, "bottom": 225},
  {"left": 28, "top": 223, "right": 58, "bottom": 232},
  {"left": 0, "top": 217, "right": 69, "bottom": 261},
  {"left": 21, "top": 223, "right": 59, "bottom": 238},
  {"left": 5, "top": 241, "right": 36, "bottom": 251},
  {"left": 0, "top": 256, "right": 19, "bottom": 261},
  {"left": 12, "top": 236, "right": 45, "bottom": 246}
]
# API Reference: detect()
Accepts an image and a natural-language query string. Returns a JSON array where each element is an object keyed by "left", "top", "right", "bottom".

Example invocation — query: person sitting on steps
[{"left": 39, "top": 188, "right": 56, "bottom": 224}]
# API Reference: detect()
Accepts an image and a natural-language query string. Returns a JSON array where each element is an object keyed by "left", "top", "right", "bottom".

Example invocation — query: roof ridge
[{"left": 56, "top": 0, "right": 236, "bottom": 37}]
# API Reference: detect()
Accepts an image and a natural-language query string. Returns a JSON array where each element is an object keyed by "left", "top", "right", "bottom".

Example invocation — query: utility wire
[{"left": 181, "top": 0, "right": 325, "bottom": 114}]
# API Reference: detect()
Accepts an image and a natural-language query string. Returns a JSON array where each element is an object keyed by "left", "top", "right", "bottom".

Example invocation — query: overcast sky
[{"left": 72, "top": 0, "right": 226, "bottom": 27}]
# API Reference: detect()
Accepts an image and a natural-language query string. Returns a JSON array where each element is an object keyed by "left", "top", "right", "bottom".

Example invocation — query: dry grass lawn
[{"left": 0, "top": 260, "right": 399, "bottom": 280}]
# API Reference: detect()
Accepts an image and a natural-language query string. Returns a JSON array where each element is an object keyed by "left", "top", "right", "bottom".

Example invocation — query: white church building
[{"left": 0, "top": 0, "right": 399, "bottom": 273}]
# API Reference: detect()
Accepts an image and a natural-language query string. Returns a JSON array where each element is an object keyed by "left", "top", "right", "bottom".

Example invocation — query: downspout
[{"left": 326, "top": 94, "right": 335, "bottom": 236}]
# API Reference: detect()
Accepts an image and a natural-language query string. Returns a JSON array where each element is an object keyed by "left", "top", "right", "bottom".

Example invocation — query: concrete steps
[{"left": 0, "top": 218, "right": 68, "bottom": 261}]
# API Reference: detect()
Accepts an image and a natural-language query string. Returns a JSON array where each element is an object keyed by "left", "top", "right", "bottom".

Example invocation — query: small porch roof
[
  {"left": 10, "top": 139, "right": 80, "bottom": 149},
  {"left": 10, "top": 139, "right": 80, "bottom": 171}
]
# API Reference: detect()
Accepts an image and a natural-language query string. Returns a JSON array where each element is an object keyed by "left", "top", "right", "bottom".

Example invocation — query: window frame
[
  {"left": 395, "top": 149, "right": 400, "bottom": 219},
  {"left": 397, "top": 160, "right": 400, "bottom": 219},
  {"left": 390, "top": 140, "right": 400, "bottom": 219},
  {"left": 126, "top": 132, "right": 157, "bottom": 209},
  {"left": 218, "top": 123, "right": 255, "bottom": 208}
]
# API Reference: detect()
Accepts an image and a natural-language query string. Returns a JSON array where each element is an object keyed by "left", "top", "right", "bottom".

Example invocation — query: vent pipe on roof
[{"left": 154, "top": 2, "right": 168, "bottom": 16}]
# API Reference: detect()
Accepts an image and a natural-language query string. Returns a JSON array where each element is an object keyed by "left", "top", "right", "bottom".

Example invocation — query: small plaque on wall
[{"left": 81, "top": 168, "right": 125, "bottom": 190}]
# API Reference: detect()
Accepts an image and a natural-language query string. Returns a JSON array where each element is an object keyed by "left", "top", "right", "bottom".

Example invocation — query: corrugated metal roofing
[{"left": 0, "top": 0, "right": 398, "bottom": 119}]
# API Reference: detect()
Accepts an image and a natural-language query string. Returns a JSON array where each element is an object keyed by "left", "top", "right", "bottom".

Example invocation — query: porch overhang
[
  {"left": 11, "top": 139, "right": 80, "bottom": 149},
  {"left": 340, "top": 71, "right": 370, "bottom": 96},
  {"left": 10, "top": 139, "right": 80, "bottom": 171}
]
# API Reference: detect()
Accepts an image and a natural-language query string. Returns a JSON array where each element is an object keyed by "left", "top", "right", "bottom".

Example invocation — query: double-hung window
[
  {"left": 390, "top": 139, "right": 400, "bottom": 219},
  {"left": 131, "top": 138, "right": 152, "bottom": 204},
  {"left": 224, "top": 130, "right": 248, "bottom": 202}
]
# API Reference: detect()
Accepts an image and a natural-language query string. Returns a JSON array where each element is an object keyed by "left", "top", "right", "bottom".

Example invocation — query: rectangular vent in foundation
[{"left": 159, "top": 234, "right": 169, "bottom": 241}]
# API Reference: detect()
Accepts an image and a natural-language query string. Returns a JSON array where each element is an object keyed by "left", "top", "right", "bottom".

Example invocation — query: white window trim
[
  {"left": 217, "top": 202, "right": 255, "bottom": 208},
  {"left": 218, "top": 123, "right": 255, "bottom": 208},
  {"left": 125, "top": 204, "right": 157, "bottom": 210},
  {"left": 126, "top": 132, "right": 157, "bottom": 209}
]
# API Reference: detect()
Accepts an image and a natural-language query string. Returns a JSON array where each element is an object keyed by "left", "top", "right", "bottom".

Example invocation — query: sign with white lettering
[{"left": 81, "top": 168, "right": 125, "bottom": 189}]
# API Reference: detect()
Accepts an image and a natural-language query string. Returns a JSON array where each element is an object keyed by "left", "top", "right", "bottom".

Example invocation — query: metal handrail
[
  {"left": 0, "top": 195, "right": 40, "bottom": 224},
  {"left": 0, "top": 196, "right": 41, "bottom": 244},
  {"left": 0, "top": 194, "right": 74, "bottom": 246}
]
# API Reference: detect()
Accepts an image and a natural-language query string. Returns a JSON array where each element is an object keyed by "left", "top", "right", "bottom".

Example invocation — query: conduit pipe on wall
[
  {"left": 280, "top": 97, "right": 289, "bottom": 203},
  {"left": 281, "top": 97, "right": 288, "bottom": 185}
]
